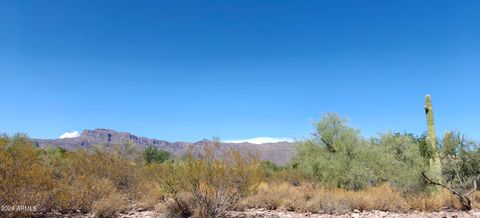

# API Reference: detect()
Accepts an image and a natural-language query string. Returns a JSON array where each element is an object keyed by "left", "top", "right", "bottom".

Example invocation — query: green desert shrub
[
  {"left": 293, "top": 113, "right": 371, "bottom": 190},
  {"left": 259, "top": 160, "right": 281, "bottom": 178},
  {"left": 293, "top": 113, "right": 426, "bottom": 192},
  {"left": 367, "top": 133, "right": 427, "bottom": 193},
  {"left": 143, "top": 145, "right": 171, "bottom": 164}
]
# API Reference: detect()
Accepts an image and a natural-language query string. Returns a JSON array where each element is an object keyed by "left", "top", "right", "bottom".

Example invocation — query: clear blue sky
[{"left": 1, "top": 0, "right": 479, "bottom": 141}]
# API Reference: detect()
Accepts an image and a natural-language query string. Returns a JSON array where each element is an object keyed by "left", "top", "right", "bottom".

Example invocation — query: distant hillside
[{"left": 33, "top": 129, "right": 295, "bottom": 165}]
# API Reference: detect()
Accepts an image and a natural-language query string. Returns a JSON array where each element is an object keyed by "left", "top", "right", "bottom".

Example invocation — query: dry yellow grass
[
  {"left": 471, "top": 191, "right": 480, "bottom": 209},
  {"left": 406, "top": 190, "right": 460, "bottom": 211},
  {"left": 239, "top": 182, "right": 477, "bottom": 214},
  {"left": 238, "top": 182, "right": 314, "bottom": 211}
]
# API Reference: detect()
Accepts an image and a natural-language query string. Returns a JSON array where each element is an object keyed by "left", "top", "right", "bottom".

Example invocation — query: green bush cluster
[
  {"left": 292, "top": 113, "right": 480, "bottom": 196},
  {"left": 143, "top": 145, "right": 171, "bottom": 164}
]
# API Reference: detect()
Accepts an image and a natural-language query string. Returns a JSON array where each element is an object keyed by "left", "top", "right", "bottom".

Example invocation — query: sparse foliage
[{"left": 156, "top": 140, "right": 262, "bottom": 218}]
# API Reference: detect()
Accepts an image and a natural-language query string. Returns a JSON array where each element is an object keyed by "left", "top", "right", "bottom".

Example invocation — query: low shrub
[
  {"left": 91, "top": 192, "right": 128, "bottom": 218},
  {"left": 0, "top": 134, "right": 149, "bottom": 216},
  {"left": 53, "top": 147, "right": 141, "bottom": 213},
  {"left": 157, "top": 141, "right": 262, "bottom": 218},
  {"left": 133, "top": 180, "right": 164, "bottom": 209},
  {"left": 163, "top": 192, "right": 194, "bottom": 218},
  {"left": 0, "top": 134, "right": 57, "bottom": 217},
  {"left": 66, "top": 148, "right": 140, "bottom": 192},
  {"left": 238, "top": 182, "right": 313, "bottom": 211},
  {"left": 55, "top": 177, "right": 118, "bottom": 213}
]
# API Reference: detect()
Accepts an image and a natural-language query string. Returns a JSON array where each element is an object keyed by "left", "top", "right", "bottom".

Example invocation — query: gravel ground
[
  {"left": 44, "top": 208, "right": 480, "bottom": 217},
  {"left": 226, "top": 209, "right": 480, "bottom": 218}
]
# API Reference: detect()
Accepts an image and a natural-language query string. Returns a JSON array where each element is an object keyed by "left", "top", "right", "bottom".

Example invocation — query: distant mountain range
[{"left": 33, "top": 129, "right": 295, "bottom": 165}]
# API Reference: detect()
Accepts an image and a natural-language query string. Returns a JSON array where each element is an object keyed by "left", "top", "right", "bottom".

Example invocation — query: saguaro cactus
[{"left": 424, "top": 95, "right": 443, "bottom": 184}]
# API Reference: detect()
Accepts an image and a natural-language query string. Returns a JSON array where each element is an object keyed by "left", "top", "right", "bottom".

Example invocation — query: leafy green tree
[
  {"left": 368, "top": 132, "right": 426, "bottom": 192},
  {"left": 294, "top": 113, "right": 369, "bottom": 190},
  {"left": 143, "top": 145, "right": 171, "bottom": 164},
  {"left": 294, "top": 113, "right": 426, "bottom": 192}
]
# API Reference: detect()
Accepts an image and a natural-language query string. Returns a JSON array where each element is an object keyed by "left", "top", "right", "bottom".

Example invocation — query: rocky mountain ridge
[{"left": 33, "top": 129, "right": 295, "bottom": 165}]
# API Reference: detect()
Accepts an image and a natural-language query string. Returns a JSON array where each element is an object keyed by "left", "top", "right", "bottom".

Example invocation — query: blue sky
[{"left": 1, "top": 0, "right": 479, "bottom": 142}]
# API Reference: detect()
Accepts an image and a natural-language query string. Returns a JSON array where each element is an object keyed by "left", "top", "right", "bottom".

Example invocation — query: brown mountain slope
[{"left": 33, "top": 129, "right": 295, "bottom": 165}]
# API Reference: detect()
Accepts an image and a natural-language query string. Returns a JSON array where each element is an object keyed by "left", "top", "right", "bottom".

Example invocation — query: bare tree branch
[
  {"left": 422, "top": 172, "right": 461, "bottom": 196},
  {"left": 320, "top": 138, "right": 335, "bottom": 152},
  {"left": 452, "top": 157, "right": 465, "bottom": 189},
  {"left": 465, "top": 174, "right": 480, "bottom": 196},
  {"left": 422, "top": 172, "right": 473, "bottom": 211}
]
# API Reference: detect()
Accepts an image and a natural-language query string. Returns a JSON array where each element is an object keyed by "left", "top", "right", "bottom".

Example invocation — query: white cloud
[
  {"left": 59, "top": 131, "right": 80, "bottom": 139},
  {"left": 224, "top": 137, "right": 294, "bottom": 144}
]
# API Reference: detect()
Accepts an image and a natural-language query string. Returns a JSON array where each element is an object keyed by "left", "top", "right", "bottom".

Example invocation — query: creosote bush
[
  {"left": 156, "top": 141, "right": 262, "bottom": 218},
  {"left": 0, "top": 134, "right": 57, "bottom": 217},
  {"left": 91, "top": 192, "right": 128, "bottom": 217},
  {"left": 0, "top": 135, "right": 159, "bottom": 217}
]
